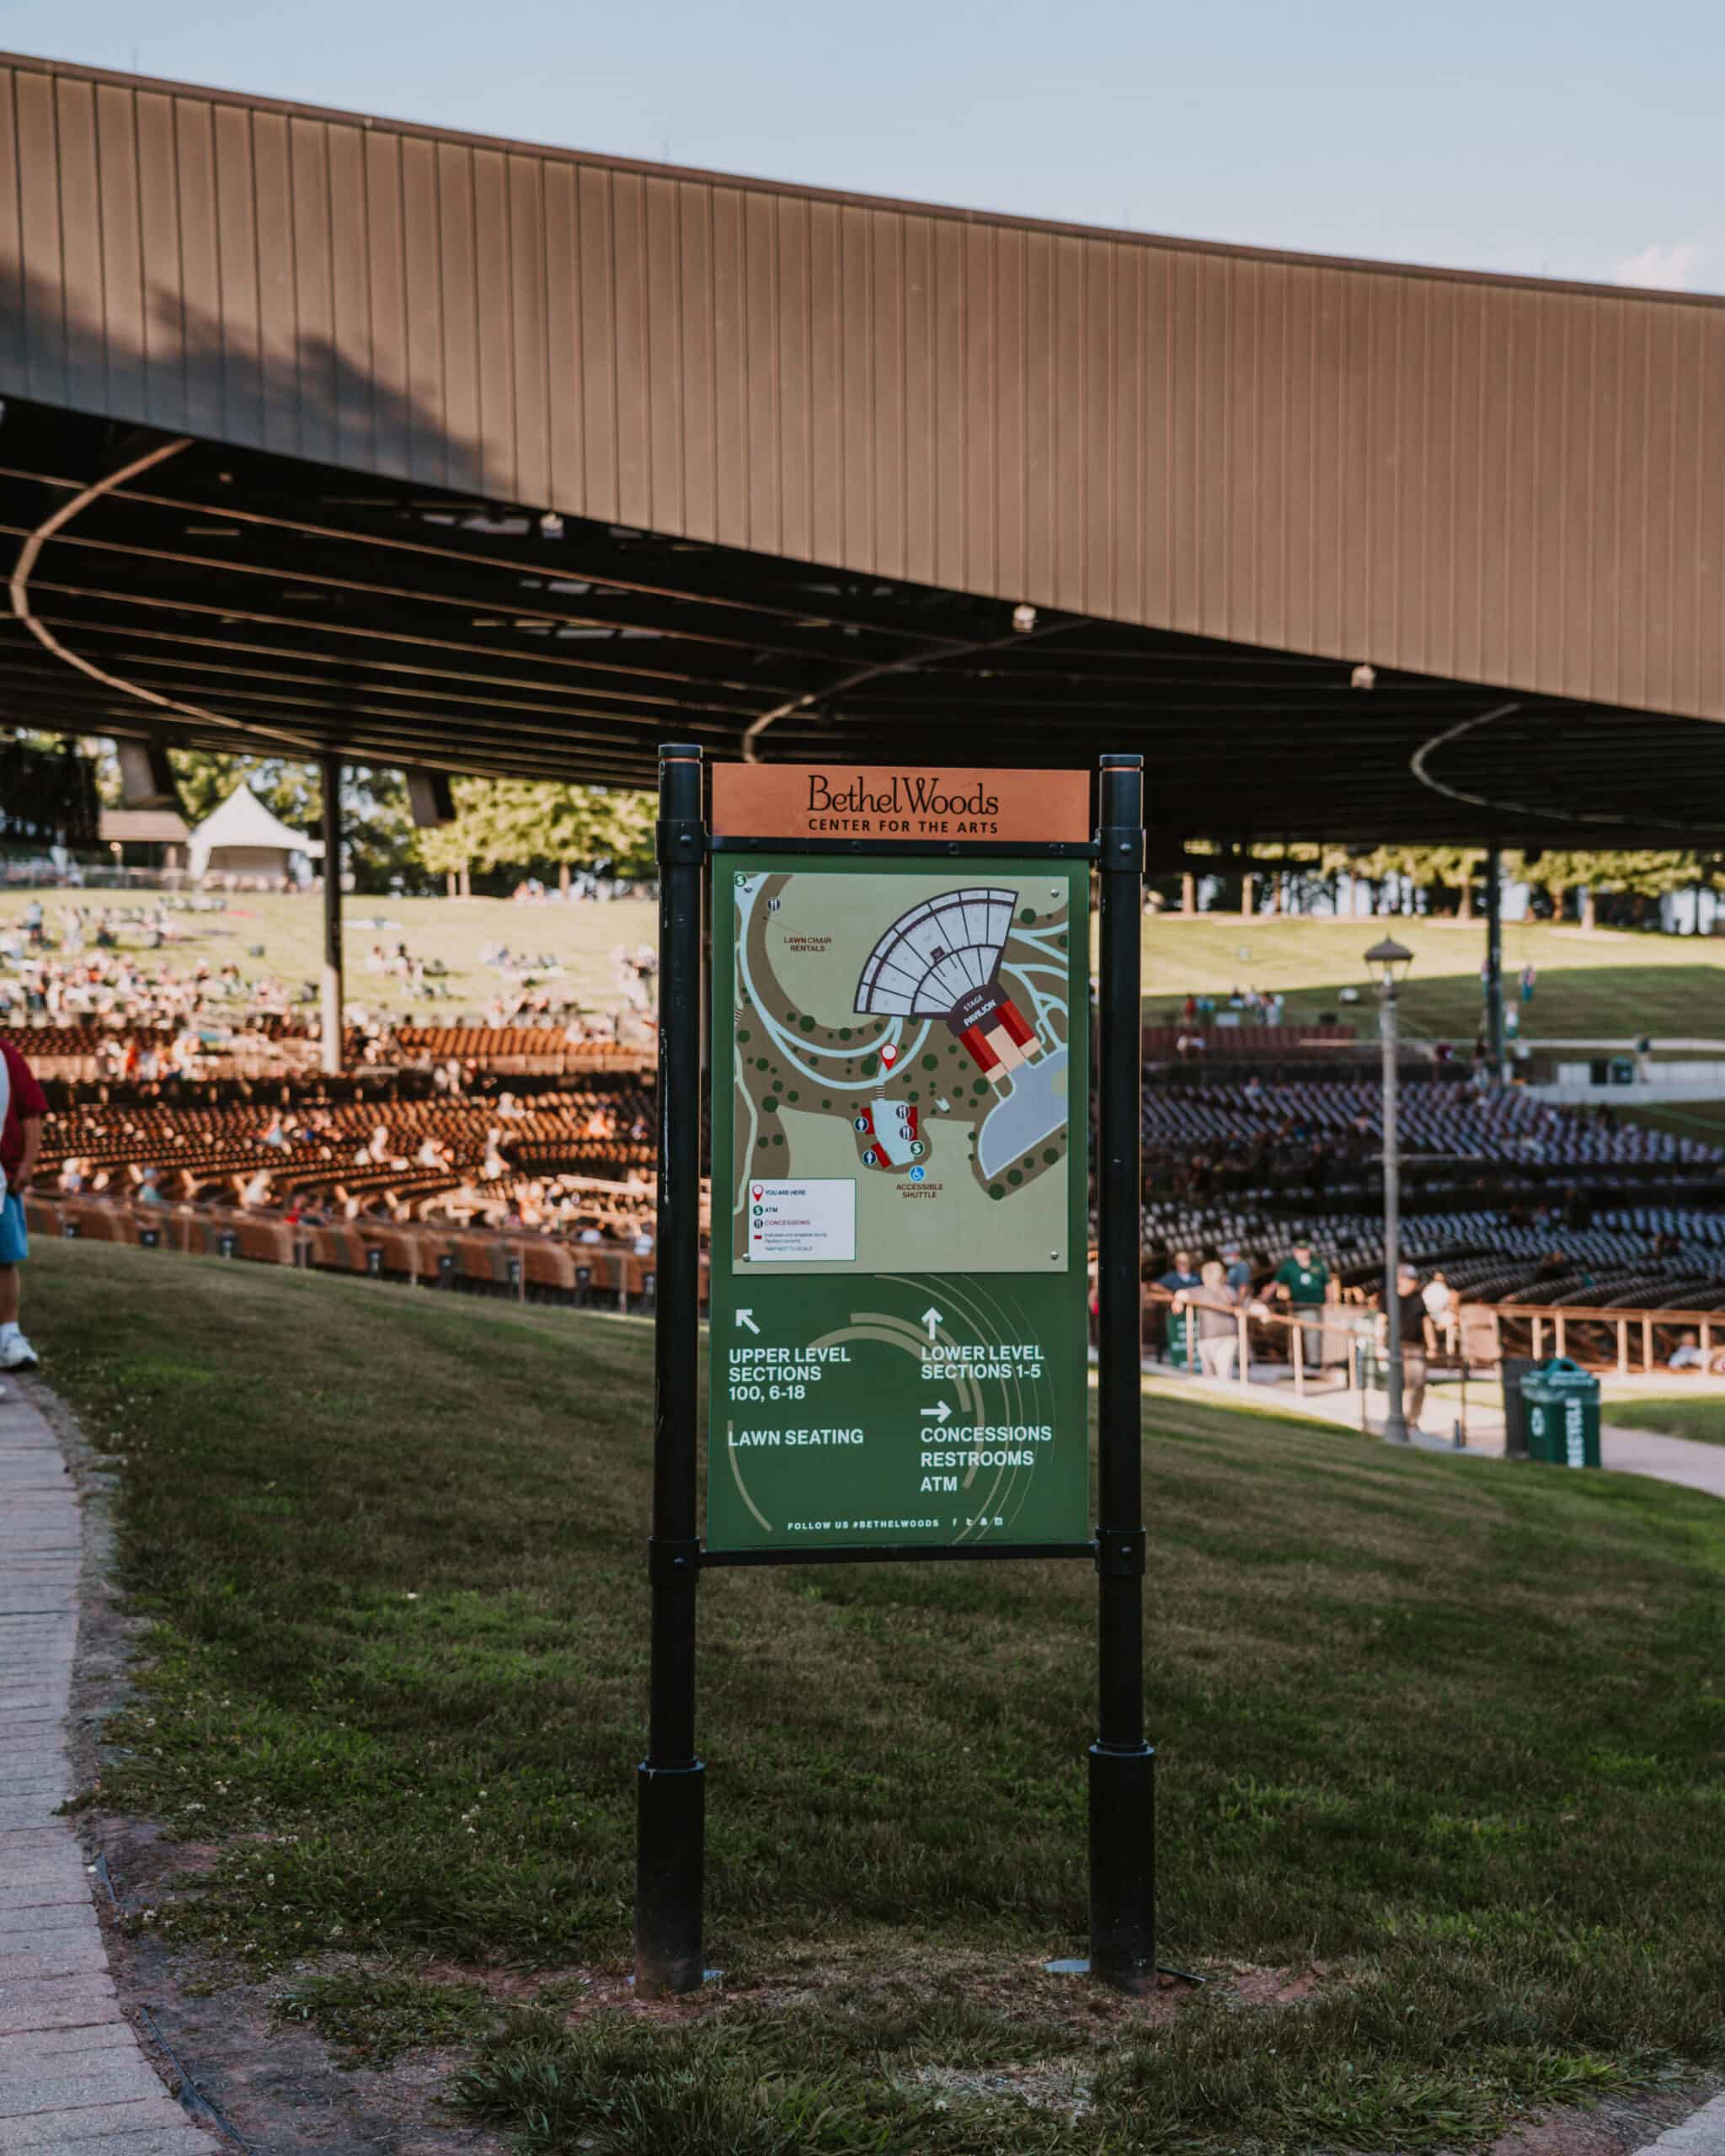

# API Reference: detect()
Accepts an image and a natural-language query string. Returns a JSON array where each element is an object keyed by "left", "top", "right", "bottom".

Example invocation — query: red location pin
[
  {"left": 752, "top": 1186, "right": 763, "bottom": 1198},
  {"left": 880, "top": 1043, "right": 898, "bottom": 1067}
]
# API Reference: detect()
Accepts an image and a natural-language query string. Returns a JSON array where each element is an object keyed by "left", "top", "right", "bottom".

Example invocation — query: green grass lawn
[
  {"left": 1605, "top": 1396, "right": 1725, "bottom": 1449},
  {"left": 0, "top": 888, "right": 659, "bottom": 1018},
  {"left": 29, "top": 1241, "right": 1725, "bottom": 2153},
  {"left": 4, "top": 891, "right": 1720, "bottom": 1044},
  {"left": 1139, "top": 915, "right": 1725, "bottom": 1044}
]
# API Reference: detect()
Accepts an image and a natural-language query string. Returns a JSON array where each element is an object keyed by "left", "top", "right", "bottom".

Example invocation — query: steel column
[
  {"left": 634, "top": 742, "right": 707, "bottom": 1994},
  {"left": 1090, "top": 754, "right": 1155, "bottom": 1991},
  {"left": 320, "top": 755, "right": 343, "bottom": 1076},
  {"left": 1484, "top": 848, "right": 1505, "bottom": 1081}
]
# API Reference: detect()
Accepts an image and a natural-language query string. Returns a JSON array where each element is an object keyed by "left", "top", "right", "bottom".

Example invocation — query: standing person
[
  {"left": 1422, "top": 1267, "right": 1457, "bottom": 1353},
  {"left": 1519, "top": 962, "right": 1536, "bottom": 1005},
  {"left": 1379, "top": 1262, "right": 1436, "bottom": 1436},
  {"left": 1156, "top": 1247, "right": 1201, "bottom": 1364},
  {"left": 1220, "top": 1243, "right": 1252, "bottom": 1299},
  {"left": 1157, "top": 1249, "right": 1201, "bottom": 1296},
  {"left": 1172, "top": 1260, "right": 1242, "bottom": 1382},
  {"left": 0, "top": 1032, "right": 47, "bottom": 1370},
  {"left": 1271, "top": 1236, "right": 1329, "bottom": 1372}
]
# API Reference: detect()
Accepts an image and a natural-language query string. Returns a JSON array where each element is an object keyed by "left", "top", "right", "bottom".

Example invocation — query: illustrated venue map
[{"left": 705, "top": 857, "right": 1090, "bottom": 1553}]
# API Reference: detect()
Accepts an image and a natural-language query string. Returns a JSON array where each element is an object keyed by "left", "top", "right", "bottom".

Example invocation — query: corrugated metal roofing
[
  {"left": 98, "top": 807, "right": 188, "bottom": 843},
  {"left": 3, "top": 48, "right": 1722, "bottom": 732}
]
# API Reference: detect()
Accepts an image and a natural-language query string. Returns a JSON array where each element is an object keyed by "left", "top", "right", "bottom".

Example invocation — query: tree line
[
  {"left": 73, "top": 741, "right": 1724, "bottom": 921},
  {"left": 1172, "top": 842, "right": 1725, "bottom": 927},
  {"left": 158, "top": 753, "right": 654, "bottom": 894}
]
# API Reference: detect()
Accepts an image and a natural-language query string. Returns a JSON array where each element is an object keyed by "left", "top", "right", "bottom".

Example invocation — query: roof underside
[
  {"left": 0, "top": 398, "right": 1715, "bottom": 847},
  {"left": 2, "top": 51, "right": 1723, "bottom": 846}
]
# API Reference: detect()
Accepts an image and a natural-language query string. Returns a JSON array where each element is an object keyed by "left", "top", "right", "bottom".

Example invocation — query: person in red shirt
[{"left": 1, "top": 1035, "right": 48, "bottom": 1370}]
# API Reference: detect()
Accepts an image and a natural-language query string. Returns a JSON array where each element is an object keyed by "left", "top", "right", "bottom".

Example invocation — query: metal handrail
[{"left": 1491, "top": 1299, "right": 1725, "bottom": 1324}]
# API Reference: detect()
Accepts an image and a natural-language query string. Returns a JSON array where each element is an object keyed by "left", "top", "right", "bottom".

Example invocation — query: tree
[
  {"left": 1415, "top": 846, "right": 1486, "bottom": 919},
  {"left": 1511, "top": 849, "right": 1696, "bottom": 929},
  {"left": 414, "top": 779, "right": 654, "bottom": 887}
]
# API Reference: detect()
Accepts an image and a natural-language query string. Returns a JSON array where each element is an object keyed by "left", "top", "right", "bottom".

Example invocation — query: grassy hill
[
  {"left": 1139, "top": 915, "right": 1725, "bottom": 1045},
  {"left": 27, "top": 1241, "right": 1725, "bottom": 2153},
  {"left": 1605, "top": 1396, "right": 1725, "bottom": 1448},
  {"left": 5, "top": 889, "right": 1717, "bottom": 1045},
  {"left": 0, "top": 887, "right": 659, "bottom": 1018}
]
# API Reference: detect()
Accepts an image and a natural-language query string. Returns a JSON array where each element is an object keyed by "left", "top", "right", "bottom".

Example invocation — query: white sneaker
[{"left": 0, "top": 1333, "right": 39, "bottom": 1371}]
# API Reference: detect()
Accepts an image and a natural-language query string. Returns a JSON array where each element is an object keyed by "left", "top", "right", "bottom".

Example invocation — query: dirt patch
[
  {"left": 1487, "top": 2078, "right": 1724, "bottom": 2156},
  {"left": 1220, "top": 1958, "right": 1330, "bottom": 2007},
  {"left": 109, "top": 1936, "right": 509, "bottom": 2156}
]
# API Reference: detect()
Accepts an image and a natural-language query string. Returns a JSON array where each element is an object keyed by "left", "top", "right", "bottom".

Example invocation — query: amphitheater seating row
[
  {"left": 7, "top": 1017, "right": 653, "bottom": 1073},
  {"left": 390, "top": 1027, "right": 649, "bottom": 1065},
  {"left": 1141, "top": 1025, "right": 1355, "bottom": 1054},
  {"left": 24, "top": 1194, "right": 706, "bottom": 1312}
]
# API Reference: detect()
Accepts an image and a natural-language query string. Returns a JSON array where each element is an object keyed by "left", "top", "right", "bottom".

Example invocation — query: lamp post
[{"left": 1366, "top": 937, "right": 1415, "bottom": 1444}]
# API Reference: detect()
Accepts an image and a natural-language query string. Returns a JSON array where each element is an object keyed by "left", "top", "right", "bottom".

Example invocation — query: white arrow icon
[
  {"left": 921, "top": 1306, "right": 943, "bottom": 1341},
  {"left": 921, "top": 1401, "right": 952, "bottom": 1423},
  {"left": 735, "top": 1309, "right": 759, "bottom": 1334}
]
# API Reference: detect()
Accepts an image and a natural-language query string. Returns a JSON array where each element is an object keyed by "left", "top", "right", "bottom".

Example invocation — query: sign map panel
[{"left": 707, "top": 853, "right": 1091, "bottom": 1554}]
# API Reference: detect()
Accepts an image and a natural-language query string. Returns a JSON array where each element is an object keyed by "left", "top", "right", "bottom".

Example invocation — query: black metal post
[
  {"left": 1090, "top": 754, "right": 1155, "bottom": 1991},
  {"left": 1484, "top": 848, "right": 1505, "bottom": 1081},
  {"left": 634, "top": 743, "right": 707, "bottom": 1995}
]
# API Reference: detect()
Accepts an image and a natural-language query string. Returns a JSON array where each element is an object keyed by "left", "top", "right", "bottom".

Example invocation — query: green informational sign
[{"left": 707, "top": 857, "right": 1091, "bottom": 1552}]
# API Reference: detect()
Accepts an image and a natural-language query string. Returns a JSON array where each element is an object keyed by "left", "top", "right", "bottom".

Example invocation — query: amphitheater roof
[
  {"left": 2, "top": 50, "right": 1722, "bottom": 846},
  {"left": 98, "top": 807, "right": 188, "bottom": 845}
]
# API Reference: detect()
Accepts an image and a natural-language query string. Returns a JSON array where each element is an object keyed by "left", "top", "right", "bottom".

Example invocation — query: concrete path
[
  {"left": 1593, "top": 1422, "right": 1725, "bottom": 1500},
  {"left": 1635, "top": 2090, "right": 1725, "bottom": 2155},
  {"left": 1142, "top": 1364, "right": 1725, "bottom": 1501},
  {"left": 0, "top": 1383, "right": 211, "bottom": 2153},
  {"left": 1520, "top": 1036, "right": 1725, "bottom": 1052}
]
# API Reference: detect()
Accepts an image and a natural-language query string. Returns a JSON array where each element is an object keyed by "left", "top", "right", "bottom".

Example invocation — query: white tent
[{"left": 188, "top": 787, "right": 324, "bottom": 885}]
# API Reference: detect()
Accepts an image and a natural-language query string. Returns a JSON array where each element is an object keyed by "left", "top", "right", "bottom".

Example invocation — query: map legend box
[{"left": 745, "top": 1180, "right": 857, "bottom": 1262}]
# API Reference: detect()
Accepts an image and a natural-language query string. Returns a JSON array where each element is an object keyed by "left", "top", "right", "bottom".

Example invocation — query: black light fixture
[{"left": 1364, "top": 936, "right": 1413, "bottom": 990}]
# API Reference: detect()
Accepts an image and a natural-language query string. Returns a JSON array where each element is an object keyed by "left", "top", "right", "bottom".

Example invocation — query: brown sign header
[{"left": 709, "top": 764, "right": 1089, "bottom": 844}]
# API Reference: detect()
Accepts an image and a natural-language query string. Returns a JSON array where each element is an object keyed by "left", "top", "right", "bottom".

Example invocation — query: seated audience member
[{"left": 1669, "top": 1331, "right": 1706, "bottom": 1372}]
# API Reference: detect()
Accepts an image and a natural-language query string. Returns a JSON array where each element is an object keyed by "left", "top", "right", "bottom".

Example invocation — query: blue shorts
[{"left": 0, "top": 1194, "right": 27, "bottom": 1266}]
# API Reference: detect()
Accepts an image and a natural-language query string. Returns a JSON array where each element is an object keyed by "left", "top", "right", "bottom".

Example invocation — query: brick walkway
[{"left": 0, "top": 1382, "right": 211, "bottom": 2152}]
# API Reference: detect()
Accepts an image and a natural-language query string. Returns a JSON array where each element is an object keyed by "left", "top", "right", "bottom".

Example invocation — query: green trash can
[{"left": 1519, "top": 1358, "right": 1601, "bottom": 1469}]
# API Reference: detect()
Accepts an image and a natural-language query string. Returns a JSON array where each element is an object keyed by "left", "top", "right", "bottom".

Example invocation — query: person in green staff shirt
[{"left": 1271, "top": 1238, "right": 1328, "bottom": 1372}]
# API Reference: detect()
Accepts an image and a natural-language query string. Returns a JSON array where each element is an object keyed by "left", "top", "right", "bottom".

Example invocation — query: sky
[{"left": 3, "top": 0, "right": 1721, "bottom": 294}]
